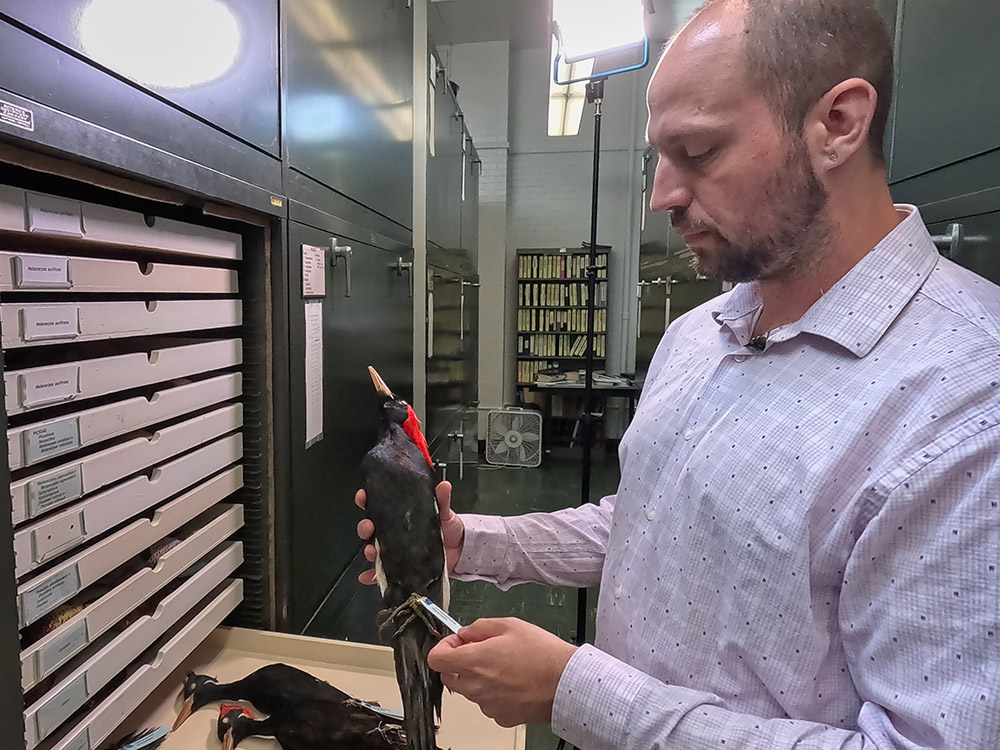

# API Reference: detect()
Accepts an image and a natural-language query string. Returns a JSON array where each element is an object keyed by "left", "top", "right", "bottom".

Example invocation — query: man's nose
[{"left": 649, "top": 156, "right": 692, "bottom": 214}]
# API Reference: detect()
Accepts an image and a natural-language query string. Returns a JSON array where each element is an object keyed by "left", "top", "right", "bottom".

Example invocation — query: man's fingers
[
  {"left": 435, "top": 481, "right": 453, "bottom": 515},
  {"left": 363, "top": 543, "right": 377, "bottom": 563},
  {"left": 354, "top": 489, "right": 367, "bottom": 511},
  {"left": 358, "top": 568, "right": 377, "bottom": 585},
  {"left": 457, "top": 618, "right": 511, "bottom": 643},
  {"left": 357, "top": 519, "right": 374, "bottom": 542}
]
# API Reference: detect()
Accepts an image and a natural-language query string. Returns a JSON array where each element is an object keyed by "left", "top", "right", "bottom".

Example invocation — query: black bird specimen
[
  {"left": 362, "top": 366, "right": 448, "bottom": 750},
  {"left": 216, "top": 701, "right": 419, "bottom": 750},
  {"left": 172, "top": 663, "right": 356, "bottom": 730}
]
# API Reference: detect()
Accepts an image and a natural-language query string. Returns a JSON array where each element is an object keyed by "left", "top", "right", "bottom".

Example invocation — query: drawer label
[
  {"left": 28, "top": 466, "right": 84, "bottom": 516},
  {"left": 23, "top": 418, "right": 82, "bottom": 465},
  {"left": 21, "top": 305, "right": 80, "bottom": 341},
  {"left": 26, "top": 193, "right": 84, "bottom": 237},
  {"left": 65, "top": 729, "right": 91, "bottom": 750},
  {"left": 21, "top": 565, "right": 81, "bottom": 627},
  {"left": 14, "top": 254, "right": 71, "bottom": 289},
  {"left": 0, "top": 98, "right": 34, "bottom": 132},
  {"left": 35, "top": 673, "right": 89, "bottom": 740},
  {"left": 19, "top": 365, "right": 80, "bottom": 408},
  {"left": 38, "top": 619, "right": 89, "bottom": 677}
]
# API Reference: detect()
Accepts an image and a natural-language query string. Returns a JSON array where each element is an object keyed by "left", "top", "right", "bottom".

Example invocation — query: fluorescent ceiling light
[
  {"left": 79, "top": 0, "right": 241, "bottom": 89},
  {"left": 552, "top": 0, "right": 646, "bottom": 63},
  {"left": 548, "top": 50, "right": 594, "bottom": 137}
]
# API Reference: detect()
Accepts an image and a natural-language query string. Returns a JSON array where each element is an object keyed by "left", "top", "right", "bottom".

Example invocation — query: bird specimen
[{"left": 362, "top": 366, "right": 448, "bottom": 750}]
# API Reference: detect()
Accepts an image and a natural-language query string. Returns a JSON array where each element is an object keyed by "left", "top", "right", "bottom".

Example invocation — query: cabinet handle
[
  {"left": 331, "top": 243, "right": 353, "bottom": 297},
  {"left": 447, "top": 431, "right": 465, "bottom": 480},
  {"left": 930, "top": 222, "right": 990, "bottom": 259},
  {"left": 396, "top": 257, "right": 414, "bottom": 297}
]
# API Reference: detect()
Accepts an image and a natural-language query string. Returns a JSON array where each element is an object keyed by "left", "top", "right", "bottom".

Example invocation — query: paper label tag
[
  {"left": 65, "top": 729, "right": 91, "bottom": 750},
  {"left": 417, "top": 597, "right": 462, "bottom": 635},
  {"left": 354, "top": 700, "right": 405, "bottom": 722},
  {"left": 38, "top": 619, "right": 89, "bottom": 676},
  {"left": 23, "top": 418, "right": 82, "bottom": 465},
  {"left": 28, "top": 466, "right": 84, "bottom": 516},
  {"left": 20, "top": 365, "right": 80, "bottom": 408},
  {"left": 301, "top": 244, "right": 327, "bottom": 298},
  {"left": 35, "top": 673, "right": 89, "bottom": 739},
  {"left": 26, "top": 193, "right": 84, "bottom": 237},
  {"left": 21, "top": 305, "right": 80, "bottom": 341},
  {"left": 0, "top": 98, "right": 34, "bottom": 131},
  {"left": 21, "top": 565, "right": 81, "bottom": 626},
  {"left": 14, "top": 254, "right": 72, "bottom": 289}
]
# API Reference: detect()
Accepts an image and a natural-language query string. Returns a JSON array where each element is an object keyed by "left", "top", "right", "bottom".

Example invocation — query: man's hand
[
  {"left": 426, "top": 618, "right": 577, "bottom": 728},
  {"left": 355, "top": 481, "right": 465, "bottom": 585}
]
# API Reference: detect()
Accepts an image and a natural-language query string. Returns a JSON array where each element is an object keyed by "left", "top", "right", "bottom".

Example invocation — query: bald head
[{"left": 658, "top": 0, "right": 894, "bottom": 163}]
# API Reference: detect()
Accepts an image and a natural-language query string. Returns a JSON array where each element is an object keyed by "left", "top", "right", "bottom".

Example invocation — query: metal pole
[{"left": 577, "top": 77, "right": 605, "bottom": 648}]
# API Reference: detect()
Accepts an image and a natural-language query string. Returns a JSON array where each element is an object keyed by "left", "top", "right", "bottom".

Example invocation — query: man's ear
[{"left": 801, "top": 77, "right": 878, "bottom": 173}]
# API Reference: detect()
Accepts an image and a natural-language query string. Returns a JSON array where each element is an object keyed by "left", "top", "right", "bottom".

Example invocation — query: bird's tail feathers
[{"left": 395, "top": 625, "right": 442, "bottom": 750}]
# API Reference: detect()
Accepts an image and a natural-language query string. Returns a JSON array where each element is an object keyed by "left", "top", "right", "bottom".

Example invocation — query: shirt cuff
[
  {"left": 551, "top": 644, "right": 644, "bottom": 749},
  {"left": 452, "top": 513, "right": 511, "bottom": 580}
]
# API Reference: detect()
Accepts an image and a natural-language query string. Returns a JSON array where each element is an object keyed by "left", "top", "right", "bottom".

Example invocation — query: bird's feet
[{"left": 377, "top": 593, "right": 444, "bottom": 643}]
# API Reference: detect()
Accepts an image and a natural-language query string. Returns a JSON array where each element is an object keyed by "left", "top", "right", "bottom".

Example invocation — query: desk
[{"left": 527, "top": 381, "right": 641, "bottom": 448}]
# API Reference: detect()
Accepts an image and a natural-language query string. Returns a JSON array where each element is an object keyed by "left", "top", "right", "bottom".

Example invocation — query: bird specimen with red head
[{"left": 362, "top": 366, "right": 448, "bottom": 750}]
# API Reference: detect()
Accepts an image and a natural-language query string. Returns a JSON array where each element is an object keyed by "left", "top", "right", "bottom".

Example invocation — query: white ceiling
[{"left": 429, "top": 0, "right": 705, "bottom": 50}]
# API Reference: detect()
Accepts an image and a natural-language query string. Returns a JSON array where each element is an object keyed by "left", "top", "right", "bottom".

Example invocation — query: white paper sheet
[
  {"left": 304, "top": 300, "right": 324, "bottom": 447},
  {"left": 301, "top": 243, "right": 327, "bottom": 298}
]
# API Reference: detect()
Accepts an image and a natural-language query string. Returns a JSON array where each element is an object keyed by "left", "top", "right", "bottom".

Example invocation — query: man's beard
[{"left": 672, "top": 139, "right": 833, "bottom": 283}]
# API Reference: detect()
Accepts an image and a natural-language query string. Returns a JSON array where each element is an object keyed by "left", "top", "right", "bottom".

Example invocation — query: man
[{"left": 358, "top": 0, "right": 999, "bottom": 746}]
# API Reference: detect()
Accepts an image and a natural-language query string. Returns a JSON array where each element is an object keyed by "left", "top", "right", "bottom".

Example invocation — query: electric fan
[{"left": 485, "top": 408, "right": 543, "bottom": 468}]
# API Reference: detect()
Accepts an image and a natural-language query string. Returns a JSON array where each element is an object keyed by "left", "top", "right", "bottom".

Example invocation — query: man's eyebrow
[{"left": 650, "top": 123, "right": 725, "bottom": 146}]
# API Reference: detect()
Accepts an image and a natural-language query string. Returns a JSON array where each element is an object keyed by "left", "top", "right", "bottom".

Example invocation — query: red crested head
[{"left": 403, "top": 405, "right": 434, "bottom": 468}]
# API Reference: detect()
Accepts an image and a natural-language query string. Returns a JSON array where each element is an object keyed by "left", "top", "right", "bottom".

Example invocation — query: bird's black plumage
[
  {"left": 173, "top": 663, "right": 354, "bottom": 729},
  {"left": 217, "top": 702, "right": 421, "bottom": 750},
  {"left": 362, "top": 367, "right": 447, "bottom": 750}
]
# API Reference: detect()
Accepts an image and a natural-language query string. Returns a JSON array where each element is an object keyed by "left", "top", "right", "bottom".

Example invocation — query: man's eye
[{"left": 687, "top": 147, "right": 716, "bottom": 163}]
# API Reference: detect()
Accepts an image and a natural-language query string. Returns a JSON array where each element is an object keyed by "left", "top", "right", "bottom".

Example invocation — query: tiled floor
[{"left": 447, "top": 447, "right": 621, "bottom": 750}]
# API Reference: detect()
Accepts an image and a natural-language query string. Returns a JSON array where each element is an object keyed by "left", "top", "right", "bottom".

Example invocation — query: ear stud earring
[{"left": 828, "top": 152, "right": 839, "bottom": 163}]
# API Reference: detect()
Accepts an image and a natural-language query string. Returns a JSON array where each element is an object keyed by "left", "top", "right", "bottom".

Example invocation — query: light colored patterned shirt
[{"left": 455, "top": 206, "right": 1000, "bottom": 749}]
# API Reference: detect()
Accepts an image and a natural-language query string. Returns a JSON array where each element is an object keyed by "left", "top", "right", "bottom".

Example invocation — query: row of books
[
  {"left": 518, "top": 360, "right": 563, "bottom": 384},
  {"left": 518, "top": 281, "right": 608, "bottom": 308},
  {"left": 517, "top": 308, "right": 607, "bottom": 334},
  {"left": 518, "top": 252, "right": 608, "bottom": 280},
  {"left": 517, "top": 333, "right": 607, "bottom": 358}
]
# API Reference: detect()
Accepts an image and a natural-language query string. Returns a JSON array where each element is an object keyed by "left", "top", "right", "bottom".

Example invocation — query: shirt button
[
  {"left": 734, "top": 354, "right": 746, "bottom": 363},
  {"left": 647, "top": 509, "right": 656, "bottom": 521},
  {"left": 614, "top": 586, "right": 623, "bottom": 599},
  {"left": 684, "top": 429, "right": 694, "bottom": 440}
]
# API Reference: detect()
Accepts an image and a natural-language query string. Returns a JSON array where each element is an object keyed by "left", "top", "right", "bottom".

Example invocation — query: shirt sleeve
[
  {"left": 451, "top": 494, "right": 615, "bottom": 590},
  {"left": 552, "top": 424, "right": 1000, "bottom": 750}
]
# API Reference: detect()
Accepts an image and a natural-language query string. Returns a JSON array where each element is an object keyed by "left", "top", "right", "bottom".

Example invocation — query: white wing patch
[
  {"left": 441, "top": 530, "right": 450, "bottom": 612},
  {"left": 373, "top": 539, "right": 388, "bottom": 595}
]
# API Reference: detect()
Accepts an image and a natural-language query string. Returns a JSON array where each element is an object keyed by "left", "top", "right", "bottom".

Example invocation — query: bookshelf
[{"left": 516, "top": 247, "right": 609, "bottom": 386}]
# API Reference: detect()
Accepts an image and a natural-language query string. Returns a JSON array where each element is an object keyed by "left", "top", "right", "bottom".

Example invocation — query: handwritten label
[
  {"left": 0, "top": 98, "right": 34, "bottom": 131},
  {"left": 301, "top": 244, "right": 327, "bottom": 297},
  {"left": 26, "top": 193, "right": 84, "bottom": 237},
  {"left": 14, "top": 254, "right": 71, "bottom": 289},
  {"left": 28, "top": 466, "right": 84, "bottom": 516},
  {"left": 23, "top": 418, "right": 82, "bottom": 466},
  {"left": 65, "top": 729, "right": 91, "bottom": 750},
  {"left": 35, "top": 673, "right": 89, "bottom": 740},
  {"left": 21, "top": 305, "right": 80, "bottom": 341},
  {"left": 21, "top": 565, "right": 81, "bottom": 627},
  {"left": 38, "top": 619, "right": 89, "bottom": 677},
  {"left": 19, "top": 365, "right": 80, "bottom": 409}
]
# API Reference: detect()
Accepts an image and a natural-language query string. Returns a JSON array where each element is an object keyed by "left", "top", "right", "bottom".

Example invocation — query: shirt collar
[{"left": 711, "top": 205, "right": 939, "bottom": 357}]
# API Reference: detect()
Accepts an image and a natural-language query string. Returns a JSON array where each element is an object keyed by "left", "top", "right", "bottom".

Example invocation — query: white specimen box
[
  {"left": 11, "top": 404, "right": 243, "bottom": 525},
  {"left": 13, "top": 433, "right": 243, "bottom": 576},
  {"left": 0, "top": 185, "right": 242, "bottom": 260},
  {"left": 24, "top": 544, "right": 243, "bottom": 748},
  {"left": 16, "top": 466, "right": 243, "bottom": 629},
  {"left": 21, "top": 505, "right": 243, "bottom": 691},
  {"left": 1, "top": 300, "right": 242, "bottom": 349},
  {"left": 4, "top": 339, "right": 242, "bottom": 416},
  {"left": 8, "top": 373, "right": 242, "bottom": 471},
  {"left": 41, "top": 581, "right": 244, "bottom": 750}
]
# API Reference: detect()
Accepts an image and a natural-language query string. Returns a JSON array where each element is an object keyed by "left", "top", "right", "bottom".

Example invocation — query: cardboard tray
[{"left": 115, "top": 627, "right": 526, "bottom": 750}]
